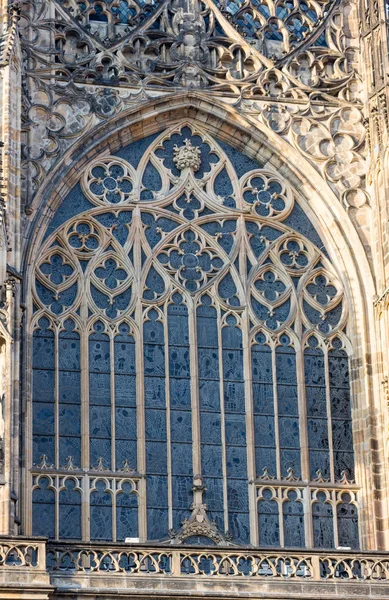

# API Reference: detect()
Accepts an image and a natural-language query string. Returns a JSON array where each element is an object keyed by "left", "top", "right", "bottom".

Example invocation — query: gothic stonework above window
[{"left": 30, "top": 123, "right": 358, "bottom": 548}]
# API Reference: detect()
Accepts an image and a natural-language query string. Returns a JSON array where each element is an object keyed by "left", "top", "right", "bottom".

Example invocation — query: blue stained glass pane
[
  {"left": 117, "top": 487, "right": 138, "bottom": 541},
  {"left": 90, "top": 438, "right": 111, "bottom": 470},
  {"left": 171, "top": 443, "right": 193, "bottom": 475},
  {"left": 334, "top": 451, "right": 355, "bottom": 480},
  {"left": 114, "top": 339, "right": 136, "bottom": 374},
  {"left": 224, "top": 381, "right": 245, "bottom": 412},
  {"left": 58, "top": 337, "right": 80, "bottom": 370},
  {"left": 198, "top": 348, "right": 219, "bottom": 378},
  {"left": 254, "top": 415, "right": 276, "bottom": 447},
  {"left": 255, "top": 446, "right": 277, "bottom": 477},
  {"left": 33, "top": 403, "right": 55, "bottom": 434},
  {"left": 89, "top": 372, "right": 111, "bottom": 405},
  {"left": 200, "top": 412, "right": 222, "bottom": 444},
  {"left": 144, "top": 376, "right": 165, "bottom": 407},
  {"left": 144, "top": 344, "right": 165, "bottom": 375},
  {"left": 146, "top": 441, "right": 168, "bottom": 473},
  {"left": 277, "top": 385, "right": 298, "bottom": 416},
  {"left": 59, "top": 480, "right": 81, "bottom": 540},
  {"left": 90, "top": 406, "right": 111, "bottom": 438},
  {"left": 59, "top": 371, "right": 81, "bottom": 403},
  {"left": 306, "top": 386, "right": 327, "bottom": 416},
  {"left": 252, "top": 347, "right": 272, "bottom": 382},
  {"left": 225, "top": 414, "right": 247, "bottom": 445},
  {"left": 59, "top": 437, "right": 81, "bottom": 467},
  {"left": 279, "top": 417, "right": 300, "bottom": 449},
  {"left": 170, "top": 410, "right": 192, "bottom": 443},
  {"left": 199, "top": 380, "right": 220, "bottom": 412},
  {"left": 201, "top": 445, "right": 223, "bottom": 476},
  {"left": 90, "top": 481, "right": 113, "bottom": 541},
  {"left": 116, "top": 439, "right": 137, "bottom": 469},
  {"left": 223, "top": 350, "right": 244, "bottom": 380},
  {"left": 115, "top": 374, "right": 136, "bottom": 406},
  {"left": 226, "top": 446, "right": 247, "bottom": 478},
  {"left": 309, "top": 450, "right": 330, "bottom": 480},
  {"left": 337, "top": 494, "right": 359, "bottom": 549},
  {"left": 172, "top": 475, "right": 193, "bottom": 509},
  {"left": 89, "top": 337, "right": 110, "bottom": 372},
  {"left": 204, "top": 478, "right": 224, "bottom": 512},
  {"left": 280, "top": 449, "right": 301, "bottom": 478},
  {"left": 147, "top": 474, "right": 168, "bottom": 540},
  {"left": 115, "top": 407, "right": 137, "bottom": 439},
  {"left": 59, "top": 405, "right": 81, "bottom": 435},
  {"left": 33, "top": 335, "right": 55, "bottom": 370},
  {"left": 32, "top": 478, "right": 55, "bottom": 539},
  {"left": 313, "top": 493, "right": 334, "bottom": 548},
  {"left": 170, "top": 378, "right": 191, "bottom": 407},
  {"left": 229, "top": 510, "right": 250, "bottom": 544},
  {"left": 33, "top": 369, "right": 55, "bottom": 402},
  {"left": 283, "top": 491, "right": 304, "bottom": 547},
  {"left": 145, "top": 409, "right": 167, "bottom": 441},
  {"left": 33, "top": 435, "right": 55, "bottom": 466},
  {"left": 258, "top": 490, "right": 280, "bottom": 547}
]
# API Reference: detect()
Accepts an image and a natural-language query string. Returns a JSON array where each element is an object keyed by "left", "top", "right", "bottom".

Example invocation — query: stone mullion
[
  {"left": 189, "top": 298, "right": 201, "bottom": 480},
  {"left": 133, "top": 208, "right": 146, "bottom": 542},
  {"left": 240, "top": 219, "right": 257, "bottom": 546},
  {"left": 54, "top": 325, "right": 59, "bottom": 470},
  {"left": 272, "top": 341, "right": 281, "bottom": 480},
  {"left": 164, "top": 302, "right": 173, "bottom": 531},
  {"left": 110, "top": 333, "right": 116, "bottom": 473},
  {"left": 324, "top": 345, "right": 335, "bottom": 483},
  {"left": 217, "top": 307, "right": 229, "bottom": 533},
  {"left": 80, "top": 279, "right": 90, "bottom": 540}
]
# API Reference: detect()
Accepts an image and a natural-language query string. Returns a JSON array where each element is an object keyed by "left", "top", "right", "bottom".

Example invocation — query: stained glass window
[{"left": 30, "top": 123, "right": 358, "bottom": 548}]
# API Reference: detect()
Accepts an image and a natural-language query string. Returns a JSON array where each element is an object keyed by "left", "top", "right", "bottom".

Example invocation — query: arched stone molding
[{"left": 21, "top": 92, "right": 385, "bottom": 549}]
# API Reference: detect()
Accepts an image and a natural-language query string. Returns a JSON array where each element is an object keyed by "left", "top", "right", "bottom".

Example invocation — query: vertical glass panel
[
  {"left": 312, "top": 492, "right": 334, "bottom": 548},
  {"left": 258, "top": 489, "right": 280, "bottom": 547},
  {"left": 144, "top": 310, "right": 168, "bottom": 539},
  {"left": 32, "top": 318, "right": 55, "bottom": 466},
  {"left": 59, "top": 479, "right": 81, "bottom": 539},
  {"left": 169, "top": 294, "right": 193, "bottom": 529},
  {"left": 114, "top": 323, "right": 137, "bottom": 470},
  {"left": 276, "top": 335, "right": 300, "bottom": 478},
  {"left": 116, "top": 482, "right": 139, "bottom": 541},
  {"left": 283, "top": 490, "right": 304, "bottom": 547},
  {"left": 90, "top": 480, "right": 113, "bottom": 541},
  {"left": 329, "top": 340, "right": 354, "bottom": 480},
  {"left": 223, "top": 315, "right": 249, "bottom": 543},
  {"left": 89, "top": 322, "right": 111, "bottom": 470},
  {"left": 197, "top": 297, "right": 224, "bottom": 529},
  {"left": 58, "top": 319, "right": 81, "bottom": 468},
  {"left": 337, "top": 493, "right": 359, "bottom": 549},
  {"left": 252, "top": 332, "right": 276, "bottom": 478},
  {"left": 304, "top": 337, "right": 330, "bottom": 480},
  {"left": 32, "top": 477, "right": 55, "bottom": 539}
]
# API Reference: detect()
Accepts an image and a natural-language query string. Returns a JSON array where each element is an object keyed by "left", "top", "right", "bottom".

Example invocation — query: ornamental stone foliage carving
[{"left": 17, "top": 0, "right": 368, "bottom": 218}]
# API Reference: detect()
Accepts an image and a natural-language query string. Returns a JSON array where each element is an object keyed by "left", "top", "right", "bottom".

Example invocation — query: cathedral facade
[{"left": 0, "top": 0, "right": 388, "bottom": 597}]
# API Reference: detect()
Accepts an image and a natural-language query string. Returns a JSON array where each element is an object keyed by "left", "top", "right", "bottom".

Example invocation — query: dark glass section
[
  {"left": 32, "top": 477, "right": 55, "bottom": 539},
  {"left": 116, "top": 482, "right": 139, "bottom": 541},
  {"left": 90, "top": 480, "right": 113, "bottom": 541},
  {"left": 283, "top": 490, "right": 304, "bottom": 547},
  {"left": 258, "top": 489, "right": 280, "bottom": 547},
  {"left": 89, "top": 322, "right": 111, "bottom": 470},
  {"left": 337, "top": 493, "right": 359, "bottom": 549},
  {"left": 59, "top": 319, "right": 81, "bottom": 468},
  {"left": 59, "top": 479, "right": 81, "bottom": 539},
  {"left": 312, "top": 492, "right": 334, "bottom": 548}
]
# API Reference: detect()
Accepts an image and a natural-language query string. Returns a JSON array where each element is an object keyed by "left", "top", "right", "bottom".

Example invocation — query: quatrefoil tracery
[{"left": 34, "top": 124, "right": 346, "bottom": 336}]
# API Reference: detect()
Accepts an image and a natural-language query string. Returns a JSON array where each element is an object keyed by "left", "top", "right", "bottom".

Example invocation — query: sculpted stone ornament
[{"left": 173, "top": 139, "right": 201, "bottom": 172}]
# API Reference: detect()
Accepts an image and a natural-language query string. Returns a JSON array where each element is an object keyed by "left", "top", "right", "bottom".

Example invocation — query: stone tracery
[{"left": 30, "top": 123, "right": 357, "bottom": 547}]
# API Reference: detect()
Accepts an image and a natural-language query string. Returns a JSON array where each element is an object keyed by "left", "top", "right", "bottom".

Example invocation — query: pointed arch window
[{"left": 29, "top": 123, "right": 358, "bottom": 548}]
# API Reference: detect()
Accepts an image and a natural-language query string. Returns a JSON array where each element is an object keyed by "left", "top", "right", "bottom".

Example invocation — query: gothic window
[{"left": 30, "top": 122, "right": 359, "bottom": 548}]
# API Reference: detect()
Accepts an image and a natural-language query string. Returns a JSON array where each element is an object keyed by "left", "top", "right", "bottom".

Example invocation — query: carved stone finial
[
  {"left": 95, "top": 457, "right": 106, "bottom": 472},
  {"left": 63, "top": 456, "right": 77, "bottom": 471},
  {"left": 120, "top": 459, "right": 136, "bottom": 474},
  {"left": 285, "top": 467, "right": 299, "bottom": 482},
  {"left": 37, "top": 454, "right": 53, "bottom": 469},
  {"left": 258, "top": 466, "right": 276, "bottom": 481},
  {"left": 337, "top": 470, "right": 355, "bottom": 485},
  {"left": 313, "top": 469, "right": 329, "bottom": 483},
  {"left": 173, "top": 139, "right": 201, "bottom": 172}
]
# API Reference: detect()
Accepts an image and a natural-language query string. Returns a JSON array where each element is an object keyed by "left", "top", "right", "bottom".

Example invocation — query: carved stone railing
[
  {"left": 0, "top": 536, "right": 46, "bottom": 568},
  {"left": 45, "top": 543, "right": 389, "bottom": 582}
]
